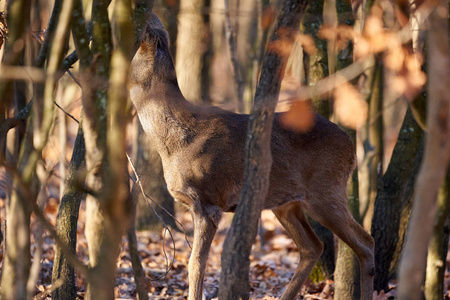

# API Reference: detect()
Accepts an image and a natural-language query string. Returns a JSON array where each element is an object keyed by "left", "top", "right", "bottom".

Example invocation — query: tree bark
[
  {"left": 398, "top": 1, "right": 450, "bottom": 298},
  {"left": 360, "top": 59, "right": 383, "bottom": 231},
  {"left": 371, "top": 107, "right": 424, "bottom": 292},
  {"left": 425, "top": 171, "right": 450, "bottom": 300},
  {"left": 219, "top": 1, "right": 308, "bottom": 298},
  {"left": 176, "top": 0, "right": 209, "bottom": 104},
  {"left": 333, "top": 1, "right": 361, "bottom": 299},
  {"left": 301, "top": 0, "right": 330, "bottom": 117},
  {"left": 52, "top": 124, "right": 85, "bottom": 300},
  {"left": 300, "top": 0, "right": 335, "bottom": 280},
  {"left": 334, "top": 129, "right": 361, "bottom": 300}
]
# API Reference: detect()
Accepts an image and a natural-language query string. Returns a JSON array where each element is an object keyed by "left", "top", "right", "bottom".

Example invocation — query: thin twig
[
  {"left": 126, "top": 153, "right": 191, "bottom": 248},
  {"left": 53, "top": 101, "right": 80, "bottom": 124}
]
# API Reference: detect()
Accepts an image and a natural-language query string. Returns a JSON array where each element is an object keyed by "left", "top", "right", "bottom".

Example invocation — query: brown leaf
[
  {"left": 297, "top": 34, "right": 317, "bottom": 55},
  {"left": 261, "top": 5, "right": 276, "bottom": 30},
  {"left": 333, "top": 82, "right": 368, "bottom": 129},
  {"left": 280, "top": 100, "right": 315, "bottom": 132}
]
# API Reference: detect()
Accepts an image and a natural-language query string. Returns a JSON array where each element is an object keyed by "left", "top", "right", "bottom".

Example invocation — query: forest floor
[{"left": 0, "top": 196, "right": 449, "bottom": 299}]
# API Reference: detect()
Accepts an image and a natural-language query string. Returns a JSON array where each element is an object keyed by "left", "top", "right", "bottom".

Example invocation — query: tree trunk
[
  {"left": 398, "top": 1, "right": 450, "bottom": 298},
  {"left": 52, "top": 124, "right": 85, "bottom": 300},
  {"left": 133, "top": 122, "right": 176, "bottom": 231},
  {"left": 298, "top": 0, "right": 335, "bottom": 281},
  {"left": 333, "top": 1, "right": 361, "bottom": 299},
  {"left": 371, "top": 107, "right": 424, "bottom": 292},
  {"left": 176, "top": 0, "right": 209, "bottom": 104},
  {"left": 219, "top": 1, "right": 308, "bottom": 298},
  {"left": 82, "top": 0, "right": 111, "bottom": 297},
  {"left": 360, "top": 59, "right": 383, "bottom": 231},
  {"left": 301, "top": 0, "right": 330, "bottom": 117},
  {"left": 425, "top": 171, "right": 450, "bottom": 300},
  {"left": 334, "top": 129, "right": 361, "bottom": 300}
]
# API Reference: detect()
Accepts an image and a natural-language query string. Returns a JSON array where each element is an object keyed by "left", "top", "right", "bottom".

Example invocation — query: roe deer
[{"left": 129, "top": 12, "right": 375, "bottom": 300}]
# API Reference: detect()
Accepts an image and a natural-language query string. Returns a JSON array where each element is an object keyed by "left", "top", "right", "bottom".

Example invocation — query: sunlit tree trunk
[
  {"left": 176, "top": 0, "right": 209, "bottom": 104},
  {"left": 52, "top": 125, "right": 85, "bottom": 300},
  {"left": 398, "top": 1, "right": 450, "bottom": 298},
  {"left": 425, "top": 171, "right": 450, "bottom": 300}
]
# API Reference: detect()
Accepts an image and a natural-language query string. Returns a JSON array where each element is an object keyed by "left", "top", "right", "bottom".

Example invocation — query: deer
[{"left": 129, "top": 12, "right": 375, "bottom": 300}]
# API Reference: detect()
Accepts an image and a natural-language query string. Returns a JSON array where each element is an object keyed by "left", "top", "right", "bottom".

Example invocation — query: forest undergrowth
[{"left": 0, "top": 193, "right": 449, "bottom": 299}]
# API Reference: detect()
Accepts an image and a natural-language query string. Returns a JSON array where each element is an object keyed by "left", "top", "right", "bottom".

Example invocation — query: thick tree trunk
[
  {"left": 398, "top": 1, "right": 450, "bottom": 298},
  {"left": 52, "top": 125, "right": 85, "bottom": 300},
  {"left": 425, "top": 171, "right": 450, "bottom": 300},
  {"left": 219, "top": 1, "right": 308, "bottom": 298},
  {"left": 371, "top": 107, "right": 424, "bottom": 292}
]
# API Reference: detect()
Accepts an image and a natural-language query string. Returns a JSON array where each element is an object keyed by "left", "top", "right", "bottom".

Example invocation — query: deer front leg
[{"left": 188, "top": 202, "right": 221, "bottom": 300}]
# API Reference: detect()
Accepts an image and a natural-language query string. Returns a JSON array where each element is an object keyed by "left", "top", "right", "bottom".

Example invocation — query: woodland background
[{"left": 0, "top": 0, "right": 449, "bottom": 299}]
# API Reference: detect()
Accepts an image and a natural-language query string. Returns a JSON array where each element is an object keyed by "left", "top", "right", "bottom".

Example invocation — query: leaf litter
[{"left": 0, "top": 189, "right": 449, "bottom": 299}]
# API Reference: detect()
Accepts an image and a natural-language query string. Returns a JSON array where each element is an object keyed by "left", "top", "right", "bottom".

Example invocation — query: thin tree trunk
[
  {"left": 52, "top": 124, "right": 86, "bottom": 300},
  {"left": 333, "top": 0, "right": 361, "bottom": 299},
  {"left": 425, "top": 171, "right": 450, "bottom": 300},
  {"left": 300, "top": 0, "right": 335, "bottom": 280},
  {"left": 398, "top": 1, "right": 450, "bottom": 298},
  {"left": 219, "top": 1, "right": 308, "bottom": 298},
  {"left": 176, "top": 0, "right": 209, "bottom": 104},
  {"left": 301, "top": 0, "right": 330, "bottom": 117},
  {"left": 334, "top": 129, "right": 361, "bottom": 300},
  {"left": 128, "top": 200, "right": 149, "bottom": 300},
  {"left": 360, "top": 59, "right": 383, "bottom": 231}
]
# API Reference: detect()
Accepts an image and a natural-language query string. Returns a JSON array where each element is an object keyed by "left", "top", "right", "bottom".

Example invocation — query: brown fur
[{"left": 129, "top": 13, "right": 375, "bottom": 300}]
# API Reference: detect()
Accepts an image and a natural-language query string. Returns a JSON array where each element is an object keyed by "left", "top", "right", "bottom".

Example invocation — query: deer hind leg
[
  {"left": 273, "top": 203, "right": 324, "bottom": 300},
  {"left": 306, "top": 190, "right": 375, "bottom": 300},
  {"left": 188, "top": 201, "right": 221, "bottom": 300}
]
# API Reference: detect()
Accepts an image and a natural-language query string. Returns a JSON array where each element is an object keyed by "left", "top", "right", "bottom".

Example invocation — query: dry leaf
[
  {"left": 261, "top": 5, "right": 276, "bottom": 30},
  {"left": 297, "top": 34, "right": 317, "bottom": 55},
  {"left": 363, "top": 15, "right": 384, "bottom": 39},
  {"left": 333, "top": 82, "right": 368, "bottom": 129},
  {"left": 280, "top": 99, "right": 315, "bottom": 132},
  {"left": 384, "top": 45, "right": 406, "bottom": 72}
]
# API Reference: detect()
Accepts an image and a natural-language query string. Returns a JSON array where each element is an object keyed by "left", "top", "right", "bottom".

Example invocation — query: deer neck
[{"left": 129, "top": 47, "right": 197, "bottom": 156}]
